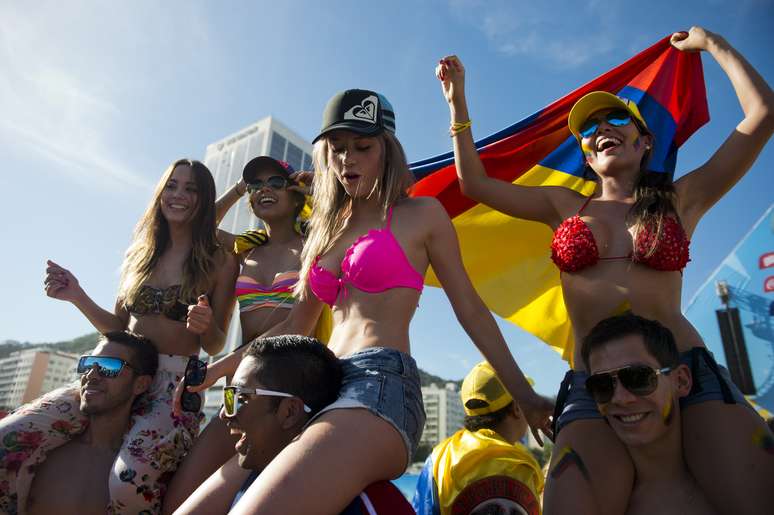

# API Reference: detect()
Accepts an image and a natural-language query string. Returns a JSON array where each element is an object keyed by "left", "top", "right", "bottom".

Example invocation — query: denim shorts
[
  {"left": 552, "top": 369, "right": 603, "bottom": 436},
  {"left": 306, "top": 347, "right": 426, "bottom": 465},
  {"left": 552, "top": 347, "right": 753, "bottom": 435},
  {"left": 679, "top": 347, "right": 752, "bottom": 409}
]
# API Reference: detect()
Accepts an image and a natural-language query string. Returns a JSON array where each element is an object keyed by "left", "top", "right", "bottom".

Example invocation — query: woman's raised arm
[
  {"left": 44, "top": 259, "right": 128, "bottom": 333},
  {"left": 673, "top": 28, "right": 774, "bottom": 229},
  {"left": 437, "top": 55, "right": 576, "bottom": 228}
]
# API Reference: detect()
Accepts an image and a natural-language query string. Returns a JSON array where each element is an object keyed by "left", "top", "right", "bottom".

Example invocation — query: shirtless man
[
  {"left": 581, "top": 314, "right": 717, "bottom": 515},
  {"left": 26, "top": 331, "right": 157, "bottom": 515}
]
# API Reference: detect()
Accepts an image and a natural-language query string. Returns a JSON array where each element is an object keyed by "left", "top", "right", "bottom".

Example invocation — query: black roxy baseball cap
[{"left": 312, "top": 89, "right": 396, "bottom": 143}]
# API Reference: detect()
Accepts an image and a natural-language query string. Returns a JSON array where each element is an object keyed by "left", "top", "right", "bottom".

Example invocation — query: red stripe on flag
[
  {"left": 411, "top": 37, "right": 681, "bottom": 217},
  {"left": 628, "top": 49, "right": 709, "bottom": 146}
]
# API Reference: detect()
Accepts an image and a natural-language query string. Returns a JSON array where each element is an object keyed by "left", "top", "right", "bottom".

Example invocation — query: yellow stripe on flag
[{"left": 426, "top": 166, "right": 595, "bottom": 364}]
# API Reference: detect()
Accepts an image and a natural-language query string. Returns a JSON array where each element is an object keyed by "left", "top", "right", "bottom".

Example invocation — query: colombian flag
[{"left": 410, "top": 37, "right": 709, "bottom": 363}]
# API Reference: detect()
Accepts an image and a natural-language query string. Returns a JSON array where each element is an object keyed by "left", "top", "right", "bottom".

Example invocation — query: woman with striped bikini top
[
  {"left": 163, "top": 155, "right": 318, "bottom": 511},
  {"left": 235, "top": 270, "right": 299, "bottom": 312},
  {"left": 217, "top": 156, "right": 310, "bottom": 340}
]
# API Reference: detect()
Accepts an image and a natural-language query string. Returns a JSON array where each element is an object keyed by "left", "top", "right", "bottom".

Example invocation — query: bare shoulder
[
  {"left": 395, "top": 196, "right": 449, "bottom": 224},
  {"left": 215, "top": 247, "right": 239, "bottom": 271},
  {"left": 212, "top": 247, "right": 239, "bottom": 287},
  {"left": 545, "top": 185, "right": 591, "bottom": 221}
]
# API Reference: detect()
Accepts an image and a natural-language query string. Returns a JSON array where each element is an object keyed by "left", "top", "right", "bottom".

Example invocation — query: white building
[
  {"left": 200, "top": 117, "right": 313, "bottom": 421},
  {"left": 0, "top": 349, "right": 79, "bottom": 410},
  {"left": 419, "top": 382, "right": 465, "bottom": 448}
]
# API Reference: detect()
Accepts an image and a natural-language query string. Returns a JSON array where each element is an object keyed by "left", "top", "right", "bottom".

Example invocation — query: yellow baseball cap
[
  {"left": 568, "top": 91, "right": 649, "bottom": 140},
  {"left": 461, "top": 362, "right": 534, "bottom": 416}
]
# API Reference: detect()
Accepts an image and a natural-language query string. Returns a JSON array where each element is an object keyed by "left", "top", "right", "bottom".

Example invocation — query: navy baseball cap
[
  {"left": 313, "top": 89, "right": 396, "bottom": 143},
  {"left": 242, "top": 156, "right": 296, "bottom": 184}
]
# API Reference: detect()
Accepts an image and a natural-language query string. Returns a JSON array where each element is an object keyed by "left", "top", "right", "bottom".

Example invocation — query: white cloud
[
  {"left": 0, "top": 1, "right": 221, "bottom": 192},
  {"left": 0, "top": 4, "right": 141, "bottom": 190},
  {"left": 449, "top": 0, "right": 620, "bottom": 68}
]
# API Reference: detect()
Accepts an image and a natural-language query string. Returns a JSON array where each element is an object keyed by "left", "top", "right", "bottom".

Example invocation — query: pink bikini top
[{"left": 309, "top": 206, "right": 425, "bottom": 306}]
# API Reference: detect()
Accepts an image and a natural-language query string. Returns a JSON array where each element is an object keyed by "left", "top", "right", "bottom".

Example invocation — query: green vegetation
[
  {"left": 0, "top": 333, "right": 101, "bottom": 359},
  {"left": 419, "top": 368, "right": 462, "bottom": 388}
]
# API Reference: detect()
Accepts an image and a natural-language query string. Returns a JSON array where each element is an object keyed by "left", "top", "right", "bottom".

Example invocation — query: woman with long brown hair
[
  {"left": 0, "top": 159, "right": 237, "bottom": 514},
  {"left": 161, "top": 156, "right": 326, "bottom": 513},
  {"left": 177, "top": 89, "right": 553, "bottom": 515},
  {"left": 437, "top": 27, "right": 774, "bottom": 515}
]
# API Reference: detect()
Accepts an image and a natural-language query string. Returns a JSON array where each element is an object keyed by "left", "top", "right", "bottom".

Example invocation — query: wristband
[{"left": 450, "top": 120, "right": 472, "bottom": 137}]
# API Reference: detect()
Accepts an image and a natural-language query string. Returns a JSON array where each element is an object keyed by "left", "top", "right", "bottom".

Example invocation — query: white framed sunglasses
[{"left": 223, "top": 385, "right": 312, "bottom": 417}]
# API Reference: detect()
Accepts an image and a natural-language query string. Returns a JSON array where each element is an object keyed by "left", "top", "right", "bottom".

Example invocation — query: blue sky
[{"left": 1, "top": 1, "right": 772, "bottom": 395}]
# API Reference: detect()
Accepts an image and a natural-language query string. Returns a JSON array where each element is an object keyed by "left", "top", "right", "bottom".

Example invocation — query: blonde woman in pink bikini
[{"left": 178, "top": 89, "right": 553, "bottom": 515}]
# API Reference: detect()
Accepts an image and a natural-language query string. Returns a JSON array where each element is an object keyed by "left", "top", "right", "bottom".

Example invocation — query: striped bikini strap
[{"left": 234, "top": 229, "right": 269, "bottom": 255}]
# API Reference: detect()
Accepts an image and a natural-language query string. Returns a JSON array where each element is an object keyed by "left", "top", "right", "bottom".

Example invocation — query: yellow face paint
[
  {"left": 752, "top": 427, "right": 774, "bottom": 455},
  {"left": 550, "top": 446, "right": 590, "bottom": 481},
  {"left": 581, "top": 142, "right": 594, "bottom": 158},
  {"left": 661, "top": 398, "right": 674, "bottom": 425}
]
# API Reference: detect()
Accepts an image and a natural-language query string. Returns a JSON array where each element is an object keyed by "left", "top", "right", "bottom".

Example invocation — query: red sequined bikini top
[{"left": 550, "top": 196, "right": 690, "bottom": 273}]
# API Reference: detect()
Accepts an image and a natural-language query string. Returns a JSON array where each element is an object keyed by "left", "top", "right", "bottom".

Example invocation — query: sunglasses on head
[
  {"left": 585, "top": 364, "right": 672, "bottom": 404},
  {"left": 181, "top": 357, "right": 207, "bottom": 413},
  {"left": 246, "top": 176, "right": 289, "bottom": 193},
  {"left": 579, "top": 109, "right": 633, "bottom": 139},
  {"left": 77, "top": 356, "right": 137, "bottom": 378},
  {"left": 222, "top": 386, "right": 312, "bottom": 418}
]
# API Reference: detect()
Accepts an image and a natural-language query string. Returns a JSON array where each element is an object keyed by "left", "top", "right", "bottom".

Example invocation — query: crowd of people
[{"left": 0, "top": 27, "right": 772, "bottom": 514}]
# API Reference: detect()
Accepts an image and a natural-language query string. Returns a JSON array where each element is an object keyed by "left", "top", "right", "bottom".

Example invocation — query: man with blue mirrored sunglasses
[
  {"left": 77, "top": 355, "right": 140, "bottom": 378},
  {"left": 23, "top": 331, "right": 157, "bottom": 515}
]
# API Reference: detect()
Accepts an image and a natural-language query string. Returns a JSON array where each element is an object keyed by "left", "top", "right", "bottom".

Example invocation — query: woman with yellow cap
[{"left": 437, "top": 27, "right": 773, "bottom": 514}]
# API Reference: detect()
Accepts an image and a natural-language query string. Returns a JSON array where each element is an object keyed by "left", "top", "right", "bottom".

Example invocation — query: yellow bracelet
[{"left": 450, "top": 120, "right": 472, "bottom": 137}]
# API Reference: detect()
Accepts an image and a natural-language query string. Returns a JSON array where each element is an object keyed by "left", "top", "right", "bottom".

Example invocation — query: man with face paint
[{"left": 581, "top": 314, "right": 718, "bottom": 515}]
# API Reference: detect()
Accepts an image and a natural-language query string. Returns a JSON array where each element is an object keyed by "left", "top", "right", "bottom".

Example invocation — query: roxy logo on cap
[{"left": 343, "top": 95, "right": 379, "bottom": 125}]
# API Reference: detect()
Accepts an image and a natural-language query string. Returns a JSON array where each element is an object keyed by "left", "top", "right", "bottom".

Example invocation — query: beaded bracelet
[{"left": 450, "top": 120, "right": 472, "bottom": 137}]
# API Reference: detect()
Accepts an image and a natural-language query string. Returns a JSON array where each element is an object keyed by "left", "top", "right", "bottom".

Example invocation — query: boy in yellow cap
[{"left": 413, "top": 362, "right": 544, "bottom": 515}]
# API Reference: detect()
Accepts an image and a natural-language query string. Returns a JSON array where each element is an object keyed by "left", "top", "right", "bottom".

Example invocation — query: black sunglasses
[
  {"left": 181, "top": 357, "right": 207, "bottom": 413},
  {"left": 78, "top": 356, "right": 138, "bottom": 378},
  {"left": 246, "top": 175, "right": 289, "bottom": 193},
  {"left": 585, "top": 364, "right": 672, "bottom": 404},
  {"left": 579, "top": 109, "right": 633, "bottom": 139}
]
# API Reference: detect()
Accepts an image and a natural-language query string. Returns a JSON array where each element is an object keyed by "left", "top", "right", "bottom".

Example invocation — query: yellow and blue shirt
[{"left": 412, "top": 428, "right": 544, "bottom": 515}]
